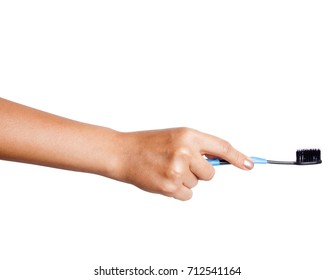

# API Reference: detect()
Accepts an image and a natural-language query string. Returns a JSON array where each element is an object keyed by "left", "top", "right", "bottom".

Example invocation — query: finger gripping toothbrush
[{"left": 207, "top": 149, "right": 322, "bottom": 166}]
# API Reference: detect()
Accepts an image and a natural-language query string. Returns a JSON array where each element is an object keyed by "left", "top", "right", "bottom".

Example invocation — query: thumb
[{"left": 198, "top": 132, "right": 254, "bottom": 170}]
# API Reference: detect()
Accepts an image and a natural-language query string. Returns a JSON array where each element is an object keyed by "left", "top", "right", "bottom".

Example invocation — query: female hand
[{"left": 111, "top": 128, "right": 254, "bottom": 200}]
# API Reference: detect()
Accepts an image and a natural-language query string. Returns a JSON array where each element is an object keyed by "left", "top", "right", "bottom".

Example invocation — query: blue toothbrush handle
[
  {"left": 206, "top": 158, "right": 224, "bottom": 166},
  {"left": 207, "top": 156, "right": 267, "bottom": 166},
  {"left": 250, "top": 157, "right": 268, "bottom": 164}
]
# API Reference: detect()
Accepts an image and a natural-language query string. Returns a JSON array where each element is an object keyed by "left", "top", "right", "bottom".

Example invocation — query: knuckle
[
  {"left": 173, "top": 147, "right": 191, "bottom": 160},
  {"left": 175, "top": 127, "right": 196, "bottom": 143},
  {"left": 161, "top": 183, "right": 178, "bottom": 196},
  {"left": 165, "top": 159, "right": 188, "bottom": 188},
  {"left": 165, "top": 163, "right": 183, "bottom": 181},
  {"left": 168, "top": 128, "right": 197, "bottom": 161}
]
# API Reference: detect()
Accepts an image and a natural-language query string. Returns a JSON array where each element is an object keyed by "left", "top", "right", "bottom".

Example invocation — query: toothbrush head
[{"left": 295, "top": 149, "right": 322, "bottom": 165}]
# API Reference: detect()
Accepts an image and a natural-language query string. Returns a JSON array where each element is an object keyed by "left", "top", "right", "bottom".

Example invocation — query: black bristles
[{"left": 296, "top": 149, "right": 322, "bottom": 165}]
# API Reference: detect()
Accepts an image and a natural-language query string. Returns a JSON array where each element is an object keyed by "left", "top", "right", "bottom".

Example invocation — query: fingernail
[{"left": 243, "top": 158, "right": 254, "bottom": 170}]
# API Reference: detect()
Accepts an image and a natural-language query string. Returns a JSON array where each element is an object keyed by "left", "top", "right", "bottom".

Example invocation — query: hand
[{"left": 110, "top": 128, "right": 254, "bottom": 201}]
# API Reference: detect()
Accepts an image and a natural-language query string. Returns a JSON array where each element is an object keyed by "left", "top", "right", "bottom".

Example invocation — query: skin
[{"left": 0, "top": 97, "right": 254, "bottom": 200}]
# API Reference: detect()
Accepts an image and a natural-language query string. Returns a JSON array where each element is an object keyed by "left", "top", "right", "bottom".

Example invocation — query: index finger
[{"left": 196, "top": 131, "right": 254, "bottom": 170}]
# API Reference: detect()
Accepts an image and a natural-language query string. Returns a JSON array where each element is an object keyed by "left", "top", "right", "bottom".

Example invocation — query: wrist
[{"left": 97, "top": 128, "right": 127, "bottom": 180}]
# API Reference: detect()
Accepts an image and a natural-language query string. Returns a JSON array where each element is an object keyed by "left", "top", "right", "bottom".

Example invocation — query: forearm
[{"left": 0, "top": 98, "right": 121, "bottom": 177}]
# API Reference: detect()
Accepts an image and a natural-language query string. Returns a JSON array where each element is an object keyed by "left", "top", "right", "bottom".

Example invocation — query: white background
[{"left": 1, "top": 1, "right": 333, "bottom": 279}]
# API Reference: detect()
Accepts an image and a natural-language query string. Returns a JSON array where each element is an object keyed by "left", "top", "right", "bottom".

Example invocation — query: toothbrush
[{"left": 207, "top": 149, "right": 322, "bottom": 166}]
